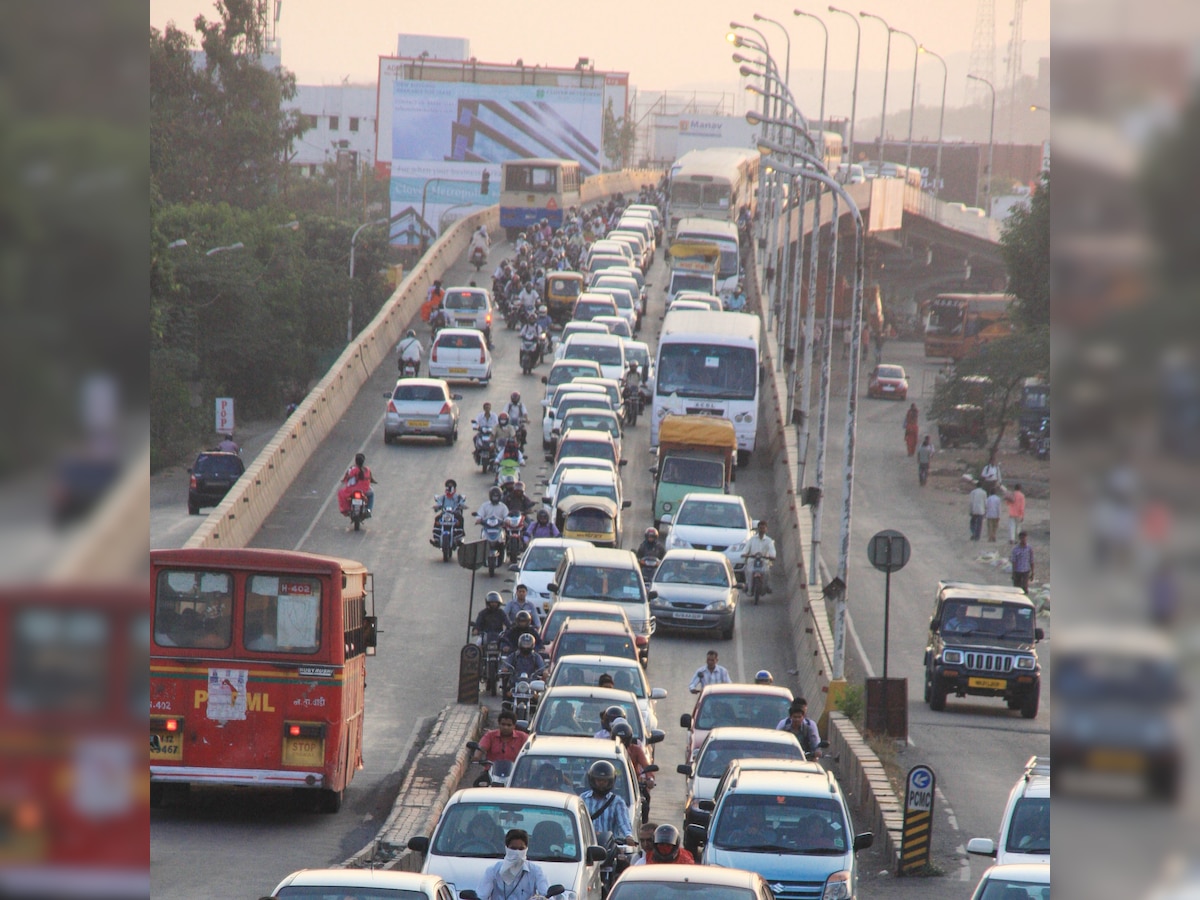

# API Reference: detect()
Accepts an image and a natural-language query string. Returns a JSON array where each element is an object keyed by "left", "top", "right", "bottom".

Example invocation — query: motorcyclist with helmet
[
  {"left": 505, "top": 391, "right": 529, "bottom": 430},
  {"left": 500, "top": 609, "right": 544, "bottom": 654},
  {"left": 473, "top": 591, "right": 510, "bottom": 639},
  {"left": 755, "top": 669, "right": 775, "bottom": 685},
  {"left": 476, "top": 487, "right": 510, "bottom": 536},
  {"left": 396, "top": 329, "right": 423, "bottom": 374},
  {"left": 595, "top": 704, "right": 628, "bottom": 740},
  {"left": 505, "top": 481, "right": 535, "bottom": 516},
  {"left": 525, "top": 507, "right": 561, "bottom": 541},
  {"left": 503, "top": 632, "right": 548, "bottom": 697},
  {"left": 636, "top": 527, "right": 665, "bottom": 582},
  {"left": 610, "top": 718, "right": 655, "bottom": 824},
  {"left": 645, "top": 824, "right": 694, "bottom": 865},
  {"left": 534, "top": 307, "right": 554, "bottom": 360},
  {"left": 580, "top": 760, "right": 636, "bottom": 848}
]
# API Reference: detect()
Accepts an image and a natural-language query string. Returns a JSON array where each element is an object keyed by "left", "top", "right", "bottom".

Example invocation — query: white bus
[
  {"left": 652, "top": 310, "right": 762, "bottom": 463},
  {"left": 673, "top": 217, "right": 742, "bottom": 298},
  {"left": 667, "top": 147, "right": 760, "bottom": 237}
]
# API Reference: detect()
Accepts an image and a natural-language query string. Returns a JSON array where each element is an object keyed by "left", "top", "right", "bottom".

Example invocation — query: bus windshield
[
  {"left": 926, "top": 303, "right": 964, "bottom": 335},
  {"left": 657, "top": 344, "right": 757, "bottom": 400}
]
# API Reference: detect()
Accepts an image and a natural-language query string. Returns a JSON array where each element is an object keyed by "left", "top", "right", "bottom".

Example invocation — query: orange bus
[
  {"left": 923, "top": 293, "right": 1014, "bottom": 360},
  {"left": 150, "top": 548, "right": 376, "bottom": 813},
  {"left": 0, "top": 584, "right": 149, "bottom": 898}
]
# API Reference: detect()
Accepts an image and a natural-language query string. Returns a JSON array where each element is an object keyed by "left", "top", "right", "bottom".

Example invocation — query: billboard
[{"left": 377, "top": 58, "right": 628, "bottom": 247}]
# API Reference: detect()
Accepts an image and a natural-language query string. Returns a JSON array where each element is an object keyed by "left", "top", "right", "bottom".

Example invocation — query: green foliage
[
  {"left": 836, "top": 684, "right": 865, "bottom": 727},
  {"left": 602, "top": 99, "right": 638, "bottom": 169},
  {"left": 931, "top": 328, "right": 1050, "bottom": 454},
  {"left": 999, "top": 170, "right": 1050, "bottom": 331}
]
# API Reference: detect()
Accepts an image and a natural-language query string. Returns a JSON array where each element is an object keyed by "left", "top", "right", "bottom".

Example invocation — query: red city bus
[
  {"left": 0, "top": 584, "right": 149, "bottom": 898},
  {"left": 149, "top": 548, "right": 376, "bottom": 813}
]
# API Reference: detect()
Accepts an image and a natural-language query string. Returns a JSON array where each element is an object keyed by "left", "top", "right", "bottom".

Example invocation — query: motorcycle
[
  {"left": 465, "top": 740, "right": 513, "bottom": 788},
  {"left": 431, "top": 498, "right": 466, "bottom": 562},
  {"left": 347, "top": 489, "right": 370, "bottom": 531},
  {"left": 479, "top": 514, "right": 505, "bottom": 576},
  {"left": 596, "top": 831, "right": 635, "bottom": 896},
  {"left": 638, "top": 555, "right": 660, "bottom": 588},
  {"left": 473, "top": 424, "right": 496, "bottom": 473},
  {"left": 429, "top": 307, "right": 448, "bottom": 338},
  {"left": 398, "top": 357, "right": 420, "bottom": 379},
  {"left": 623, "top": 383, "right": 642, "bottom": 427},
  {"left": 478, "top": 631, "right": 503, "bottom": 696},
  {"left": 503, "top": 512, "right": 527, "bottom": 563},
  {"left": 536, "top": 330, "right": 552, "bottom": 365},
  {"left": 636, "top": 764, "right": 660, "bottom": 825},
  {"left": 745, "top": 553, "right": 771, "bottom": 605},
  {"left": 1033, "top": 417, "right": 1050, "bottom": 460},
  {"left": 502, "top": 666, "right": 546, "bottom": 725},
  {"left": 520, "top": 335, "right": 539, "bottom": 374},
  {"left": 496, "top": 456, "right": 521, "bottom": 495},
  {"left": 470, "top": 245, "right": 487, "bottom": 271}
]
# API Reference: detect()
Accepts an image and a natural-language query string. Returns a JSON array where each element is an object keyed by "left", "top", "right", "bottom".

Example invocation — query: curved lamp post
[
  {"left": 828, "top": 6, "right": 862, "bottom": 165},
  {"left": 967, "top": 73, "right": 996, "bottom": 215},
  {"left": 919, "top": 45, "right": 947, "bottom": 199}
]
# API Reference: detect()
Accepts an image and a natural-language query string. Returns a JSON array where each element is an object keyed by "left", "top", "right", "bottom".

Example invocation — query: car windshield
[
  {"left": 509, "top": 754, "right": 631, "bottom": 804},
  {"left": 655, "top": 559, "right": 729, "bottom": 587},
  {"left": 697, "top": 739, "right": 803, "bottom": 778},
  {"left": 550, "top": 364, "right": 600, "bottom": 387},
  {"left": 569, "top": 342, "right": 623, "bottom": 366},
  {"left": 676, "top": 500, "right": 747, "bottom": 529},
  {"left": 559, "top": 398, "right": 610, "bottom": 419},
  {"left": 625, "top": 346, "right": 650, "bottom": 369},
  {"left": 436, "top": 333, "right": 482, "bottom": 350},
  {"left": 275, "top": 888, "right": 428, "bottom": 900},
  {"left": 523, "top": 545, "right": 570, "bottom": 573},
  {"left": 442, "top": 290, "right": 485, "bottom": 310},
  {"left": 535, "top": 697, "right": 641, "bottom": 738},
  {"left": 577, "top": 302, "right": 617, "bottom": 320},
  {"left": 195, "top": 455, "right": 243, "bottom": 476},
  {"left": 562, "top": 566, "right": 644, "bottom": 602},
  {"left": 711, "top": 795, "right": 848, "bottom": 854},
  {"left": 695, "top": 694, "right": 793, "bottom": 730},
  {"left": 562, "top": 415, "right": 620, "bottom": 438},
  {"left": 660, "top": 457, "right": 724, "bottom": 488},
  {"left": 1004, "top": 797, "right": 1050, "bottom": 855},
  {"left": 543, "top": 610, "right": 623, "bottom": 643},
  {"left": 554, "top": 636, "right": 640, "bottom": 669},
  {"left": 876, "top": 366, "right": 905, "bottom": 379},
  {"left": 1053, "top": 652, "right": 1179, "bottom": 704},
  {"left": 548, "top": 277, "right": 581, "bottom": 298},
  {"left": 974, "top": 878, "right": 1048, "bottom": 900},
  {"left": 558, "top": 440, "right": 616, "bottom": 463},
  {"left": 939, "top": 602, "right": 1035, "bottom": 641},
  {"left": 656, "top": 344, "right": 757, "bottom": 400},
  {"left": 393, "top": 384, "right": 446, "bottom": 402},
  {"left": 597, "top": 289, "right": 634, "bottom": 310},
  {"left": 559, "top": 483, "right": 618, "bottom": 503},
  {"left": 431, "top": 802, "right": 581, "bottom": 862},
  {"left": 607, "top": 885, "right": 757, "bottom": 900},
  {"left": 552, "top": 461, "right": 609, "bottom": 484},
  {"left": 554, "top": 662, "right": 643, "bottom": 696}
]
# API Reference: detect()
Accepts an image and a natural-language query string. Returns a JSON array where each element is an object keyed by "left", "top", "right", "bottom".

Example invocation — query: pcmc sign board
[{"left": 900, "top": 764, "right": 936, "bottom": 874}]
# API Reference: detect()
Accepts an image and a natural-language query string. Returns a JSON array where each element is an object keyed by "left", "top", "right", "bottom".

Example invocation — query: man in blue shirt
[
  {"left": 580, "top": 760, "right": 636, "bottom": 846},
  {"left": 776, "top": 698, "right": 823, "bottom": 759}
]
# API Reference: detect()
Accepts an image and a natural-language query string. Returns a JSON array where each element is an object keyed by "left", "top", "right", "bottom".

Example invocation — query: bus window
[
  {"left": 153, "top": 569, "right": 232, "bottom": 649},
  {"left": 244, "top": 574, "right": 322, "bottom": 653},
  {"left": 10, "top": 606, "right": 110, "bottom": 713}
]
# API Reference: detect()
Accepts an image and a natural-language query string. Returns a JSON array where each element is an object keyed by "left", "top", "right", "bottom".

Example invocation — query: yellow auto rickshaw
[
  {"left": 545, "top": 271, "right": 584, "bottom": 326},
  {"left": 556, "top": 495, "right": 624, "bottom": 548}
]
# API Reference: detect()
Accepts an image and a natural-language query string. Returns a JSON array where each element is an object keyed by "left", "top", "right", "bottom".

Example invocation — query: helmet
[
  {"left": 444, "top": 479, "right": 458, "bottom": 493},
  {"left": 536, "top": 508, "right": 550, "bottom": 523},
  {"left": 538, "top": 305, "right": 547, "bottom": 315},
  {"left": 653, "top": 824, "right": 681, "bottom": 853},
  {"left": 511, "top": 392, "right": 521, "bottom": 403},
  {"left": 406, "top": 329, "right": 416, "bottom": 338},
  {"left": 587, "top": 760, "right": 616, "bottom": 795},
  {"left": 485, "top": 591, "right": 502, "bottom": 606},
  {"left": 490, "top": 487, "right": 502, "bottom": 503},
  {"left": 498, "top": 413, "right": 510, "bottom": 426},
  {"left": 610, "top": 719, "right": 633, "bottom": 742},
  {"left": 602, "top": 705, "right": 625, "bottom": 726},
  {"left": 355, "top": 453, "right": 366, "bottom": 467},
  {"left": 628, "top": 360, "right": 639, "bottom": 369},
  {"left": 644, "top": 527, "right": 658, "bottom": 541},
  {"left": 512, "top": 481, "right": 525, "bottom": 494},
  {"left": 515, "top": 611, "right": 532, "bottom": 626},
  {"left": 517, "top": 633, "right": 536, "bottom": 651},
  {"left": 755, "top": 670, "right": 774, "bottom": 685}
]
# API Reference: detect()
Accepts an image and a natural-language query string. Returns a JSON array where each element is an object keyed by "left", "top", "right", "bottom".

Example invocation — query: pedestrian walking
[
  {"left": 985, "top": 490, "right": 1002, "bottom": 542},
  {"left": 1010, "top": 531, "right": 1034, "bottom": 592},
  {"left": 1005, "top": 483, "right": 1026, "bottom": 543},
  {"left": 904, "top": 404, "right": 919, "bottom": 456},
  {"left": 917, "top": 435, "right": 935, "bottom": 486},
  {"left": 968, "top": 481, "right": 987, "bottom": 541},
  {"left": 980, "top": 452, "right": 1001, "bottom": 495}
]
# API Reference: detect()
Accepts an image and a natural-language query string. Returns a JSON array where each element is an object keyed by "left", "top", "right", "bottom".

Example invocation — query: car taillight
[
  {"left": 486, "top": 312, "right": 493, "bottom": 325},
  {"left": 189, "top": 475, "right": 198, "bottom": 489},
  {"left": 431, "top": 345, "right": 438, "bottom": 362},
  {"left": 387, "top": 401, "right": 397, "bottom": 414},
  {"left": 440, "top": 402, "right": 451, "bottom": 415},
  {"left": 480, "top": 347, "right": 486, "bottom": 364}
]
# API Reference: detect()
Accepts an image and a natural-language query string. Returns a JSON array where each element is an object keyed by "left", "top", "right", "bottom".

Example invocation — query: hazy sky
[{"left": 150, "top": 0, "right": 1050, "bottom": 117}]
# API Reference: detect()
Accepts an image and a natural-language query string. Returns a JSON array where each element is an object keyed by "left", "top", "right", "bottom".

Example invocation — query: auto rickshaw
[
  {"left": 936, "top": 403, "right": 988, "bottom": 449},
  {"left": 545, "top": 272, "right": 584, "bottom": 326},
  {"left": 555, "top": 495, "right": 628, "bottom": 548}
]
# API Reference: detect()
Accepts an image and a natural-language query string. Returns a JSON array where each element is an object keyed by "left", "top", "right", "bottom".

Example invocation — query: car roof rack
[{"left": 1024, "top": 755, "right": 1051, "bottom": 780}]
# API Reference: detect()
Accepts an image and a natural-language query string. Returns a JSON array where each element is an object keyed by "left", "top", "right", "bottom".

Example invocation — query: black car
[{"left": 187, "top": 451, "right": 245, "bottom": 515}]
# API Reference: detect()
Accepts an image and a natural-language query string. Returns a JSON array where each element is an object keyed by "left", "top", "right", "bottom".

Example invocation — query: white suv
[{"left": 967, "top": 755, "right": 1050, "bottom": 866}]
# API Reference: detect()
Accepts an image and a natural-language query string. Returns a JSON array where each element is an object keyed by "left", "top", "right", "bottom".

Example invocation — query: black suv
[
  {"left": 187, "top": 451, "right": 245, "bottom": 515},
  {"left": 924, "top": 581, "right": 1043, "bottom": 719}
]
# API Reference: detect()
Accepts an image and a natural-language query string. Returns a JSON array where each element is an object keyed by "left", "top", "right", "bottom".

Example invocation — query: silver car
[
  {"left": 649, "top": 549, "right": 738, "bottom": 639},
  {"left": 383, "top": 378, "right": 461, "bottom": 445}
]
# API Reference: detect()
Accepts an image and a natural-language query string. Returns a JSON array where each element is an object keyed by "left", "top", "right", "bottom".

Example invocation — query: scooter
[
  {"left": 503, "top": 512, "right": 527, "bottom": 564},
  {"left": 465, "top": 741, "right": 513, "bottom": 788},
  {"left": 473, "top": 425, "right": 496, "bottom": 473},
  {"left": 398, "top": 357, "right": 420, "bottom": 379},
  {"left": 519, "top": 335, "right": 539, "bottom": 375},
  {"left": 479, "top": 515, "right": 505, "bottom": 576},
  {"left": 638, "top": 556, "right": 660, "bottom": 588},
  {"left": 745, "top": 553, "right": 771, "bottom": 605},
  {"left": 470, "top": 245, "right": 487, "bottom": 271},
  {"left": 347, "top": 489, "right": 370, "bottom": 531}
]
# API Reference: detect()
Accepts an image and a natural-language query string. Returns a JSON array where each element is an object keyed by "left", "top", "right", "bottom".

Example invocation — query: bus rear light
[
  {"left": 285, "top": 721, "right": 326, "bottom": 739},
  {"left": 151, "top": 715, "right": 182, "bottom": 733}
]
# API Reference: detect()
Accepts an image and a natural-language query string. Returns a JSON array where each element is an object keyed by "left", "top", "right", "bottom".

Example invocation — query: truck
[
  {"left": 665, "top": 241, "right": 720, "bottom": 304},
  {"left": 650, "top": 414, "right": 737, "bottom": 528}
]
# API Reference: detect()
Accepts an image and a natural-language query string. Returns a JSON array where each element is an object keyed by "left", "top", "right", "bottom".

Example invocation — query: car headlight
[
  {"left": 708, "top": 597, "right": 733, "bottom": 610},
  {"left": 1015, "top": 656, "right": 1036, "bottom": 670},
  {"left": 666, "top": 532, "right": 687, "bottom": 549},
  {"left": 941, "top": 650, "right": 963, "bottom": 665},
  {"left": 822, "top": 871, "right": 851, "bottom": 900},
  {"left": 728, "top": 541, "right": 747, "bottom": 555}
]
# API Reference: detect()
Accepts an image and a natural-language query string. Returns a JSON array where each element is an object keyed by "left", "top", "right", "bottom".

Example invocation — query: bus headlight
[{"left": 734, "top": 411, "right": 754, "bottom": 423}]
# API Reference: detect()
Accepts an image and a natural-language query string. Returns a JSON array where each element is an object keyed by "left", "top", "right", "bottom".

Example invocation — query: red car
[{"left": 868, "top": 364, "right": 909, "bottom": 400}]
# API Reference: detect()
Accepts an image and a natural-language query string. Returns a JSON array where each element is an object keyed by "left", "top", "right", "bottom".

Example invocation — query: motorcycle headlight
[{"left": 941, "top": 650, "right": 964, "bottom": 665}]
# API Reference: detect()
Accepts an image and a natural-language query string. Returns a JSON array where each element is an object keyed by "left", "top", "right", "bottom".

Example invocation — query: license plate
[
  {"left": 449, "top": 367, "right": 468, "bottom": 374},
  {"left": 406, "top": 420, "right": 430, "bottom": 427},
  {"left": 673, "top": 612, "right": 705, "bottom": 620},
  {"left": 150, "top": 730, "right": 183, "bottom": 762},
  {"left": 968, "top": 676, "right": 1007, "bottom": 690},
  {"left": 282, "top": 736, "right": 325, "bottom": 767},
  {"left": 883, "top": 385, "right": 895, "bottom": 391},
  {"left": 1086, "top": 749, "right": 1145, "bottom": 773}
]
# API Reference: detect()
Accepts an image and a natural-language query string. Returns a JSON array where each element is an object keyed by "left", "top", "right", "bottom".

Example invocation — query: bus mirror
[
  {"left": 480, "top": 171, "right": 490, "bottom": 195},
  {"left": 364, "top": 616, "right": 379, "bottom": 652}
]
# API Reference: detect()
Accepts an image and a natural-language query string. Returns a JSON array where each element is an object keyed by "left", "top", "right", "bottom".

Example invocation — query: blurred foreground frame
[{"left": 0, "top": 1, "right": 149, "bottom": 584}]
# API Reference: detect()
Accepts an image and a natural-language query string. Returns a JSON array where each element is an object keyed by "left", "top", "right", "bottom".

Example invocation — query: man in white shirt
[
  {"left": 968, "top": 481, "right": 987, "bottom": 542},
  {"left": 742, "top": 520, "right": 777, "bottom": 594},
  {"left": 689, "top": 650, "right": 732, "bottom": 693},
  {"left": 396, "top": 329, "right": 422, "bottom": 373}
]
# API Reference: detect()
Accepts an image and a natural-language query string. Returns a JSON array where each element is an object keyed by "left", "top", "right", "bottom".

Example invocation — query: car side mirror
[
  {"left": 459, "top": 892, "right": 480, "bottom": 900},
  {"left": 586, "top": 845, "right": 609, "bottom": 864},
  {"left": 677, "top": 764, "right": 693, "bottom": 776},
  {"left": 853, "top": 832, "right": 874, "bottom": 851},
  {"left": 680, "top": 713, "right": 692, "bottom": 728},
  {"left": 648, "top": 729, "right": 665, "bottom": 744},
  {"left": 543, "top": 497, "right": 552, "bottom": 504},
  {"left": 546, "top": 887, "right": 566, "bottom": 898},
  {"left": 547, "top": 583, "right": 559, "bottom": 593},
  {"left": 966, "top": 837, "right": 997, "bottom": 857},
  {"left": 452, "top": 393, "right": 464, "bottom": 400},
  {"left": 382, "top": 392, "right": 391, "bottom": 399},
  {"left": 648, "top": 466, "right": 658, "bottom": 476},
  {"left": 643, "top": 764, "right": 659, "bottom": 774},
  {"left": 698, "top": 799, "right": 715, "bottom": 812},
  {"left": 541, "top": 376, "right": 548, "bottom": 384},
  {"left": 1035, "top": 627, "right": 1044, "bottom": 641},
  {"left": 186, "top": 468, "right": 193, "bottom": 475},
  {"left": 407, "top": 836, "right": 430, "bottom": 854},
  {"left": 660, "top": 515, "right": 672, "bottom": 527},
  {"left": 618, "top": 459, "right": 628, "bottom": 467},
  {"left": 650, "top": 687, "right": 667, "bottom": 700},
  {"left": 622, "top": 500, "right": 632, "bottom": 509},
  {"left": 647, "top": 590, "right": 658, "bottom": 600},
  {"left": 508, "top": 564, "right": 520, "bottom": 572}
]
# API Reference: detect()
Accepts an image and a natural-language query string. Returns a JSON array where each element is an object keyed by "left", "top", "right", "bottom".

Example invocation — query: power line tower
[
  {"left": 967, "top": 0, "right": 996, "bottom": 105},
  {"left": 1004, "top": 0, "right": 1027, "bottom": 142}
]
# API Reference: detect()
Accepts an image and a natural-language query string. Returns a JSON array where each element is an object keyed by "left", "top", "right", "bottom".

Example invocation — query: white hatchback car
[
  {"left": 556, "top": 334, "right": 626, "bottom": 382},
  {"left": 428, "top": 327, "right": 492, "bottom": 385},
  {"left": 541, "top": 456, "right": 618, "bottom": 510},
  {"left": 266, "top": 868, "right": 453, "bottom": 899},
  {"left": 662, "top": 493, "right": 754, "bottom": 582},
  {"left": 510, "top": 537, "right": 593, "bottom": 612}
]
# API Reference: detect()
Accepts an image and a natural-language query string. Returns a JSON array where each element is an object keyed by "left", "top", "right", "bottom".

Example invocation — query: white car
[
  {"left": 591, "top": 315, "right": 632, "bottom": 339},
  {"left": 266, "top": 868, "right": 452, "bottom": 899},
  {"left": 670, "top": 291, "right": 724, "bottom": 312},
  {"left": 967, "top": 756, "right": 1050, "bottom": 866},
  {"left": 427, "top": 327, "right": 492, "bottom": 384},
  {"left": 510, "top": 537, "right": 593, "bottom": 612},
  {"left": 663, "top": 493, "right": 754, "bottom": 582},
  {"left": 586, "top": 286, "right": 639, "bottom": 334},
  {"left": 558, "top": 321, "right": 610, "bottom": 346},
  {"left": 546, "top": 654, "right": 667, "bottom": 732},
  {"left": 555, "top": 333, "right": 627, "bottom": 382},
  {"left": 546, "top": 392, "right": 617, "bottom": 451},
  {"left": 968, "top": 863, "right": 1050, "bottom": 900},
  {"left": 541, "top": 456, "right": 618, "bottom": 508},
  {"left": 543, "top": 382, "right": 609, "bottom": 448},
  {"left": 589, "top": 273, "right": 645, "bottom": 318}
]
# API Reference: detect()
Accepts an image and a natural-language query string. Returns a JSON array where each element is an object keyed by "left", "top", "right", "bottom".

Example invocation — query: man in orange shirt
[
  {"left": 474, "top": 709, "right": 529, "bottom": 765},
  {"left": 1005, "top": 483, "right": 1026, "bottom": 543}
]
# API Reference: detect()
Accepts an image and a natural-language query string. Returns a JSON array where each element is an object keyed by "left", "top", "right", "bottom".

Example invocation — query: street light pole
[
  {"left": 968, "top": 74, "right": 996, "bottom": 215},
  {"left": 794, "top": 9, "right": 830, "bottom": 144},
  {"left": 860, "top": 11, "right": 893, "bottom": 173},
  {"left": 828, "top": 7, "right": 862, "bottom": 164},
  {"left": 752, "top": 13, "right": 791, "bottom": 89},
  {"left": 348, "top": 217, "right": 390, "bottom": 343},
  {"left": 919, "top": 45, "right": 947, "bottom": 199},
  {"left": 889, "top": 27, "right": 918, "bottom": 172}
]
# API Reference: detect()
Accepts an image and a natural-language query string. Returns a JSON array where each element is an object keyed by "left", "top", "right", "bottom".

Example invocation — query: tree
[
  {"left": 601, "top": 99, "right": 637, "bottom": 169},
  {"left": 150, "top": 0, "right": 307, "bottom": 207},
  {"left": 999, "top": 169, "right": 1050, "bottom": 331}
]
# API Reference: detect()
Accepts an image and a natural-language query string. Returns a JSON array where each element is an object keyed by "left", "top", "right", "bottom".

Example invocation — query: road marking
[
  {"left": 937, "top": 787, "right": 958, "bottom": 831},
  {"left": 845, "top": 607, "right": 875, "bottom": 678},
  {"left": 293, "top": 410, "right": 387, "bottom": 552},
  {"left": 954, "top": 845, "right": 973, "bottom": 880}
]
